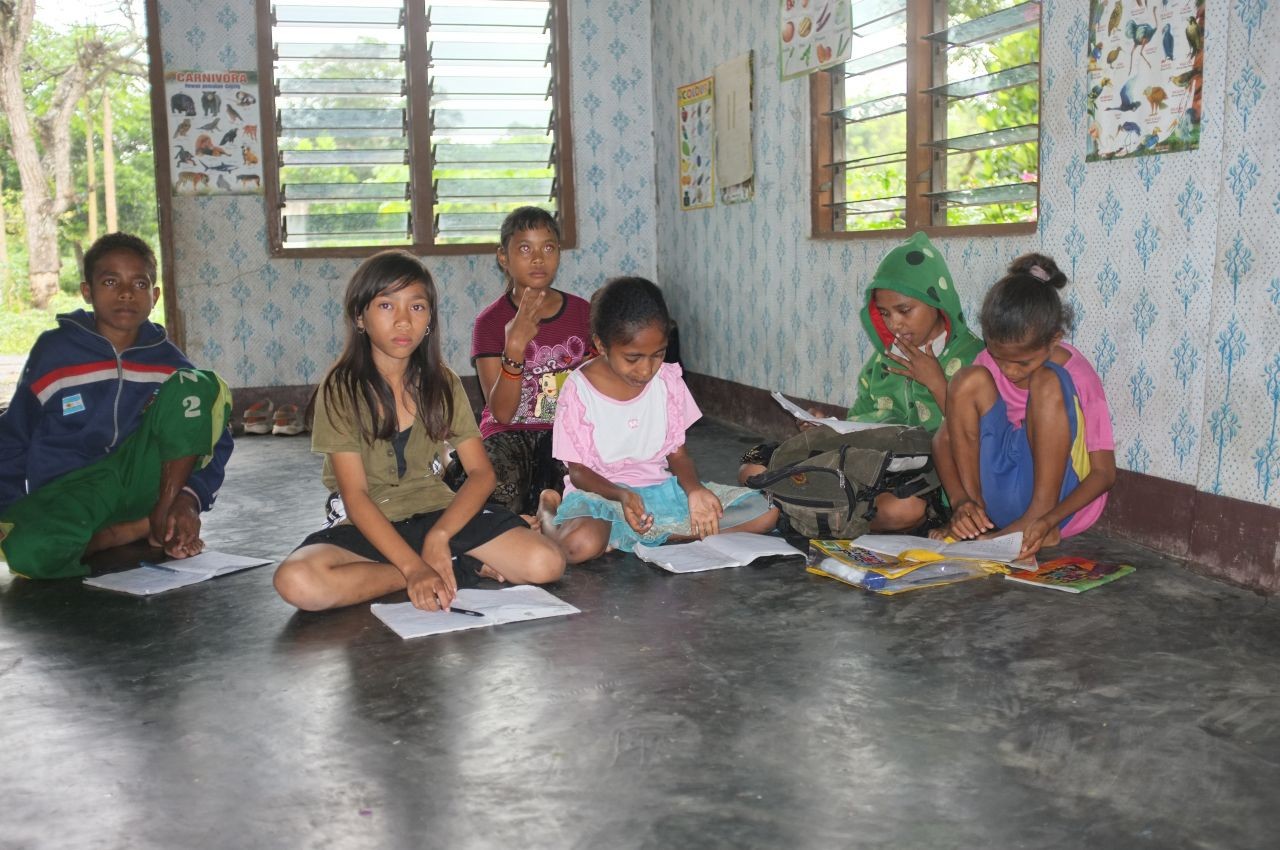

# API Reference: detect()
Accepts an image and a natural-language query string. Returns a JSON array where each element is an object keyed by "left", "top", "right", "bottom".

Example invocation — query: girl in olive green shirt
[{"left": 273, "top": 251, "right": 565, "bottom": 612}]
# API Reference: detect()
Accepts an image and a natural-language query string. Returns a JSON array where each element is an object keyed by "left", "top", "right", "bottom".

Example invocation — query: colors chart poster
[{"left": 678, "top": 77, "right": 714, "bottom": 211}]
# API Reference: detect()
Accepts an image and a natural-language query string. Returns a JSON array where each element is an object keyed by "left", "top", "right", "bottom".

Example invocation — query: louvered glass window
[
  {"left": 259, "top": 0, "right": 572, "bottom": 254},
  {"left": 815, "top": 0, "right": 1039, "bottom": 235}
]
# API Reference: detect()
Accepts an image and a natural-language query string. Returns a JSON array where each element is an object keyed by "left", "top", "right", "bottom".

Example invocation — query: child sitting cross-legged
[
  {"left": 0, "top": 232, "right": 233, "bottom": 579},
  {"left": 273, "top": 251, "right": 564, "bottom": 612},
  {"left": 932, "top": 253, "right": 1116, "bottom": 559},
  {"left": 537, "top": 276, "right": 777, "bottom": 564}
]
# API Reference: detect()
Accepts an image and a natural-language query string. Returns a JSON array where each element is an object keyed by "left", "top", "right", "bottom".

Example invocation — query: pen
[
  {"left": 449, "top": 606, "right": 485, "bottom": 618},
  {"left": 139, "top": 560, "right": 181, "bottom": 574}
]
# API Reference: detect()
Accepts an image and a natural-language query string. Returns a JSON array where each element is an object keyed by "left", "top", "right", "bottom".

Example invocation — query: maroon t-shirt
[{"left": 471, "top": 289, "right": 593, "bottom": 438}]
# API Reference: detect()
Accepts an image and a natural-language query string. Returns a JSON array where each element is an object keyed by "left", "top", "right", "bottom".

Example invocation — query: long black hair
[
  {"left": 979, "top": 252, "right": 1074, "bottom": 349},
  {"left": 319, "top": 250, "right": 454, "bottom": 443}
]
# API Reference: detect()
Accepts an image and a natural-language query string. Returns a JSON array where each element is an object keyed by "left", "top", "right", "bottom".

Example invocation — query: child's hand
[
  {"left": 797, "top": 407, "right": 824, "bottom": 431},
  {"left": 420, "top": 530, "right": 458, "bottom": 598},
  {"left": 148, "top": 493, "right": 205, "bottom": 558},
  {"left": 686, "top": 486, "right": 724, "bottom": 538},
  {"left": 504, "top": 287, "right": 545, "bottom": 353},
  {"left": 620, "top": 490, "right": 653, "bottom": 534},
  {"left": 885, "top": 337, "right": 945, "bottom": 394},
  {"left": 403, "top": 562, "right": 454, "bottom": 611},
  {"left": 948, "top": 499, "right": 993, "bottom": 539},
  {"left": 1017, "top": 517, "right": 1058, "bottom": 559}
]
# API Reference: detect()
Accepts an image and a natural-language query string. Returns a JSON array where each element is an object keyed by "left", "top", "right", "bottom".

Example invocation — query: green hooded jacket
[{"left": 846, "top": 232, "right": 984, "bottom": 432}]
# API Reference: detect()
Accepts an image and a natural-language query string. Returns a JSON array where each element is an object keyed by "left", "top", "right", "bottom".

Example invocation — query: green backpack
[{"left": 745, "top": 425, "right": 942, "bottom": 539}]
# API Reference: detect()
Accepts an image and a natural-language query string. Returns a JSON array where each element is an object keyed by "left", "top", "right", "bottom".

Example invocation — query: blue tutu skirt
[{"left": 553, "top": 476, "right": 770, "bottom": 552}]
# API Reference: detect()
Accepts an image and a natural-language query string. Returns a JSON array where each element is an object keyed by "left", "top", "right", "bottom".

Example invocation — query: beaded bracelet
[{"left": 500, "top": 353, "right": 525, "bottom": 372}]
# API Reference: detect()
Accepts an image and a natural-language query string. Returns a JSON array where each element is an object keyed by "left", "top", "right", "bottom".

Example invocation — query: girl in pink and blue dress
[
  {"left": 537, "top": 277, "right": 776, "bottom": 564},
  {"left": 933, "top": 253, "right": 1116, "bottom": 559}
]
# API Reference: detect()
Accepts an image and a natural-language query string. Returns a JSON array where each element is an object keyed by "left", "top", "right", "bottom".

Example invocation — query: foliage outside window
[
  {"left": 813, "top": 0, "right": 1040, "bottom": 235},
  {"left": 256, "top": 0, "right": 573, "bottom": 255}
]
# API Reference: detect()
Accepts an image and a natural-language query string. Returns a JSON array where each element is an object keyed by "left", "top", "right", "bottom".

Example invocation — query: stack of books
[{"left": 805, "top": 532, "right": 1032, "bottom": 595}]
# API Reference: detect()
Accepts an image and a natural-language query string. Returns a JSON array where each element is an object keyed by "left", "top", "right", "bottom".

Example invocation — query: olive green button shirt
[{"left": 310, "top": 369, "right": 479, "bottom": 522}]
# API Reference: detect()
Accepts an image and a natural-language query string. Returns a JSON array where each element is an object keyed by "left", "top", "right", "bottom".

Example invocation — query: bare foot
[
  {"left": 85, "top": 517, "right": 150, "bottom": 556},
  {"left": 477, "top": 563, "right": 508, "bottom": 583},
  {"left": 536, "top": 489, "right": 561, "bottom": 535}
]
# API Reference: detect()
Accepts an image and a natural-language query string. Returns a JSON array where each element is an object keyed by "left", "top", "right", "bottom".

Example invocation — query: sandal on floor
[
  {"left": 272, "top": 403, "right": 306, "bottom": 435},
  {"left": 242, "top": 399, "right": 273, "bottom": 434}
]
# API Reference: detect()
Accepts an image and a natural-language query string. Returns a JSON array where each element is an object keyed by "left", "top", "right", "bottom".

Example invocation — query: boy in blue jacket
[{"left": 0, "top": 233, "right": 234, "bottom": 579}]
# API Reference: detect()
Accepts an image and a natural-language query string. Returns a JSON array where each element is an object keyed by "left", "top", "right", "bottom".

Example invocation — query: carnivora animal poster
[
  {"left": 1086, "top": 0, "right": 1205, "bottom": 161},
  {"left": 166, "top": 70, "right": 264, "bottom": 194}
]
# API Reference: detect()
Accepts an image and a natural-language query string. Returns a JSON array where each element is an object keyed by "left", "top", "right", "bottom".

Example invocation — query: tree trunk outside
[
  {"left": 86, "top": 102, "right": 99, "bottom": 244},
  {"left": 0, "top": 169, "right": 10, "bottom": 307},
  {"left": 103, "top": 92, "right": 117, "bottom": 233}
]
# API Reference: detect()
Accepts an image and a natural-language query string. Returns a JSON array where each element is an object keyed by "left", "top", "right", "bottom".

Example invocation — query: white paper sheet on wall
[{"left": 714, "top": 51, "right": 754, "bottom": 188}]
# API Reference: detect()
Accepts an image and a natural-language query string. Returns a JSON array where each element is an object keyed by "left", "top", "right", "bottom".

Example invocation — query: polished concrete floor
[{"left": 2, "top": 420, "right": 1279, "bottom": 850}]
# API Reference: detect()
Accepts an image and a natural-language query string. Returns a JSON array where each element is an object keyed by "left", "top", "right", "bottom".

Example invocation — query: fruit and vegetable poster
[
  {"left": 678, "top": 77, "right": 714, "bottom": 211},
  {"left": 779, "top": 0, "right": 851, "bottom": 81},
  {"left": 1086, "top": 0, "right": 1204, "bottom": 161},
  {"left": 165, "top": 70, "right": 264, "bottom": 195}
]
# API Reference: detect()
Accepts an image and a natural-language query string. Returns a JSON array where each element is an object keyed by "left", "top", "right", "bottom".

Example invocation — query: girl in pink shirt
[
  {"left": 934, "top": 253, "right": 1116, "bottom": 558},
  {"left": 537, "top": 277, "right": 776, "bottom": 563}
]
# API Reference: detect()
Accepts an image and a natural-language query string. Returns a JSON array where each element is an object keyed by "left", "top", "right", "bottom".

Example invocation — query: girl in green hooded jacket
[{"left": 740, "top": 232, "right": 984, "bottom": 532}]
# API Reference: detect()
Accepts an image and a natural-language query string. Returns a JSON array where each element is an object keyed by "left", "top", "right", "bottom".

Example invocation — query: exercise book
[
  {"left": 633, "top": 532, "right": 803, "bottom": 573},
  {"left": 371, "top": 586, "right": 580, "bottom": 639},
  {"left": 83, "top": 551, "right": 272, "bottom": 596}
]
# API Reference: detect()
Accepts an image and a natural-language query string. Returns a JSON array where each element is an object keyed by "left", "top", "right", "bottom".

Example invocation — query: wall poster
[
  {"left": 678, "top": 76, "right": 715, "bottom": 210},
  {"left": 779, "top": 0, "right": 851, "bottom": 81},
  {"left": 165, "top": 70, "right": 264, "bottom": 195},
  {"left": 1086, "top": 0, "right": 1205, "bottom": 161}
]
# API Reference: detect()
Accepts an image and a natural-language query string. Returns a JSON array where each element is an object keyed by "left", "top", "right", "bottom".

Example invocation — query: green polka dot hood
[{"left": 847, "top": 232, "right": 984, "bottom": 431}]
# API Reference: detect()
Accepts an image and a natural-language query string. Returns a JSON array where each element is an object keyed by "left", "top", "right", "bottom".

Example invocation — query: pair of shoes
[
  {"left": 271, "top": 403, "right": 306, "bottom": 435},
  {"left": 242, "top": 399, "right": 273, "bottom": 434}
]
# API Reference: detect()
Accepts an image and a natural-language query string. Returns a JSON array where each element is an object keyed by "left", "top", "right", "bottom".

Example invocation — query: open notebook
[
  {"left": 83, "top": 551, "right": 272, "bottom": 596},
  {"left": 371, "top": 586, "right": 580, "bottom": 639},
  {"left": 633, "top": 532, "right": 803, "bottom": 574}
]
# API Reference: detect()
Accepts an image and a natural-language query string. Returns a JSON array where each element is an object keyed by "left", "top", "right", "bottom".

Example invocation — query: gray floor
[{"left": 2, "top": 420, "right": 1279, "bottom": 850}]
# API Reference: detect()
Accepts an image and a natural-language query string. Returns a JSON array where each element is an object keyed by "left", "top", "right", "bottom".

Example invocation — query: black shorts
[{"left": 297, "top": 506, "right": 526, "bottom": 589}]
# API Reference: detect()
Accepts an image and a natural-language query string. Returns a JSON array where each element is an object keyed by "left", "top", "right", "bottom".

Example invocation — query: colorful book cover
[{"left": 1003, "top": 556, "right": 1135, "bottom": 593}]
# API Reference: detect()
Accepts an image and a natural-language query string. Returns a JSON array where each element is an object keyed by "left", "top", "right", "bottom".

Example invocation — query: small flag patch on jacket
[{"left": 62, "top": 393, "right": 86, "bottom": 415}]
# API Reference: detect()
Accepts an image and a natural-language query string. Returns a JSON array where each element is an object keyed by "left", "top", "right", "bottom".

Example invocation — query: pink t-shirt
[
  {"left": 552, "top": 363, "right": 702, "bottom": 492},
  {"left": 471, "top": 289, "right": 592, "bottom": 439},
  {"left": 975, "top": 343, "right": 1114, "bottom": 536}
]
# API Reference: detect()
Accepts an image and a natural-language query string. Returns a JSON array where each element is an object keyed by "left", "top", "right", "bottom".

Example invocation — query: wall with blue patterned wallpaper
[
  {"left": 157, "top": 0, "right": 658, "bottom": 391},
  {"left": 652, "top": 0, "right": 1280, "bottom": 511},
  {"left": 161, "top": 0, "right": 1279, "bottom": 512}
]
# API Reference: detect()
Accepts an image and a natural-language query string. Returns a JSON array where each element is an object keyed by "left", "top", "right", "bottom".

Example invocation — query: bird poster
[
  {"left": 165, "top": 70, "right": 264, "bottom": 195},
  {"left": 1086, "top": 0, "right": 1205, "bottom": 162},
  {"left": 678, "top": 77, "right": 715, "bottom": 211}
]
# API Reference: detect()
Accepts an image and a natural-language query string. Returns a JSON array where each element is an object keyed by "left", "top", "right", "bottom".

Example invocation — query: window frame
[
  {"left": 253, "top": 0, "right": 577, "bottom": 258},
  {"left": 810, "top": 0, "right": 1040, "bottom": 241}
]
